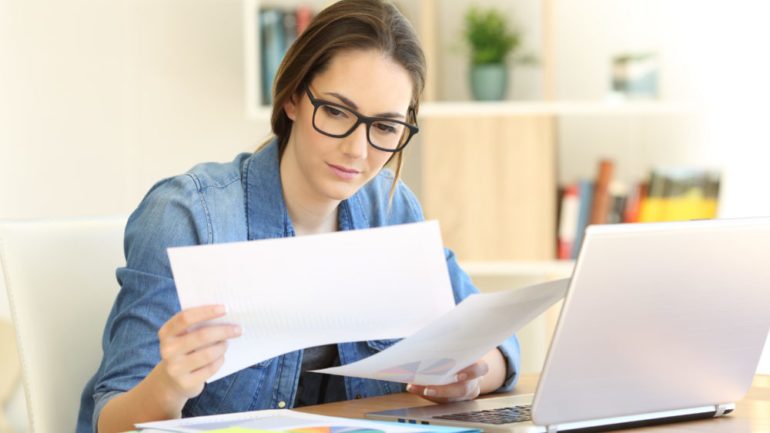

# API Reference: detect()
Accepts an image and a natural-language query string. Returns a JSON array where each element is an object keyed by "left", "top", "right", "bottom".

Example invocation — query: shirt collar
[{"left": 243, "top": 138, "right": 361, "bottom": 240}]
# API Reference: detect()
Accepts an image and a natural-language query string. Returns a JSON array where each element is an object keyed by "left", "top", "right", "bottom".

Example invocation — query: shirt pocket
[{"left": 366, "top": 338, "right": 402, "bottom": 352}]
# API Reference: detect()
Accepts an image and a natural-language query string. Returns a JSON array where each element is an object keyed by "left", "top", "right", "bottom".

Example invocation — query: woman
[{"left": 77, "top": 1, "right": 520, "bottom": 432}]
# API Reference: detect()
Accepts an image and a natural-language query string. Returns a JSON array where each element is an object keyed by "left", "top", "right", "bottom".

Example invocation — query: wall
[
  {"left": 0, "top": 0, "right": 272, "bottom": 312},
  {"left": 0, "top": 0, "right": 271, "bottom": 222},
  {"left": 0, "top": 1, "right": 272, "bottom": 430}
]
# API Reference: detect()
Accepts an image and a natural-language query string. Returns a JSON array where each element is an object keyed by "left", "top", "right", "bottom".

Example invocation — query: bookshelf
[{"left": 243, "top": 0, "right": 710, "bottom": 263}]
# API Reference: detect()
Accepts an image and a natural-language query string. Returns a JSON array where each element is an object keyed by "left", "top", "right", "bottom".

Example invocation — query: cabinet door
[{"left": 421, "top": 115, "right": 557, "bottom": 260}]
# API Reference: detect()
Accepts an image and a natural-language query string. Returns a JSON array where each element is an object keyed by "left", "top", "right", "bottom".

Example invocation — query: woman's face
[{"left": 282, "top": 49, "right": 413, "bottom": 203}]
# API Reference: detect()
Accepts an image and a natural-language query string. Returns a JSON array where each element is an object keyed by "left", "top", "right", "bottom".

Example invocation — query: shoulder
[
  {"left": 354, "top": 169, "right": 425, "bottom": 227},
  {"left": 135, "top": 153, "right": 250, "bottom": 227},
  {"left": 184, "top": 153, "right": 250, "bottom": 192},
  {"left": 124, "top": 153, "right": 252, "bottom": 272}
]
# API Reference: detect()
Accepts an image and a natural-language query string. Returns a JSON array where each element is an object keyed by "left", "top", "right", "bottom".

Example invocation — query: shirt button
[
  {"left": 278, "top": 401, "right": 287, "bottom": 409},
  {"left": 355, "top": 394, "right": 362, "bottom": 399}
]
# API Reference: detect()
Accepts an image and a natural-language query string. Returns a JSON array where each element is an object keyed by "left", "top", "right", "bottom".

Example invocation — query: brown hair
[{"left": 268, "top": 0, "right": 426, "bottom": 199}]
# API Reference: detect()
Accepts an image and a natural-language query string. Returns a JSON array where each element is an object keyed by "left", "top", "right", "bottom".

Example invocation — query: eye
[
  {"left": 322, "top": 105, "right": 348, "bottom": 119},
  {"left": 373, "top": 121, "right": 398, "bottom": 134}
]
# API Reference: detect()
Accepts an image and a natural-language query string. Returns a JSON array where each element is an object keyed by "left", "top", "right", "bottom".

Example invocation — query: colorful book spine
[
  {"left": 558, "top": 184, "right": 580, "bottom": 260},
  {"left": 295, "top": 6, "right": 314, "bottom": 35},
  {"left": 571, "top": 179, "right": 594, "bottom": 259},
  {"left": 606, "top": 181, "right": 628, "bottom": 224},
  {"left": 589, "top": 159, "right": 615, "bottom": 225},
  {"left": 639, "top": 170, "right": 666, "bottom": 222},
  {"left": 639, "top": 168, "right": 720, "bottom": 222}
]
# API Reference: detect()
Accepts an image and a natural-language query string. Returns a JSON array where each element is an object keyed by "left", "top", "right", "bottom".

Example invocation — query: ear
[{"left": 283, "top": 93, "right": 299, "bottom": 121}]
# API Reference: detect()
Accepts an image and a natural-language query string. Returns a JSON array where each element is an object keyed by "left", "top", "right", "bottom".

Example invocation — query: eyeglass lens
[{"left": 314, "top": 104, "right": 408, "bottom": 151}]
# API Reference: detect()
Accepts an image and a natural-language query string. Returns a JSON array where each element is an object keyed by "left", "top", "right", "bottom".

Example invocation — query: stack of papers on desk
[
  {"left": 136, "top": 409, "right": 480, "bottom": 433},
  {"left": 168, "top": 221, "right": 568, "bottom": 385}
]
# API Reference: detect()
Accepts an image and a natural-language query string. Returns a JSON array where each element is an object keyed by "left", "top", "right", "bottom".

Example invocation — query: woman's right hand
[
  {"left": 155, "top": 305, "right": 242, "bottom": 403},
  {"left": 98, "top": 305, "right": 242, "bottom": 433}
]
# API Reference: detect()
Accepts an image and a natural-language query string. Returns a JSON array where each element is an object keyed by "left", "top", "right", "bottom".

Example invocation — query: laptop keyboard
[{"left": 433, "top": 405, "right": 532, "bottom": 425}]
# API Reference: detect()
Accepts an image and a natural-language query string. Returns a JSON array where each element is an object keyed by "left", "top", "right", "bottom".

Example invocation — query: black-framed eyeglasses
[{"left": 304, "top": 85, "right": 419, "bottom": 152}]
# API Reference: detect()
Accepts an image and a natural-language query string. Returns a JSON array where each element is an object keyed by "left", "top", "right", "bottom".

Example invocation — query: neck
[
  {"left": 280, "top": 150, "right": 340, "bottom": 237},
  {"left": 287, "top": 199, "right": 339, "bottom": 236}
]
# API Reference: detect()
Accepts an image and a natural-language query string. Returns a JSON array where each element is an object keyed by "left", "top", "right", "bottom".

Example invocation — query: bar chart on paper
[{"left": 376, "top": 358, "right": 456, "bottom": 382}]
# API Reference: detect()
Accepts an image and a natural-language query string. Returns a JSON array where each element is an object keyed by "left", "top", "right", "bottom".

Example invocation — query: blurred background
[{"left": 2, "top": 1, "right": 770, "bottom": 431}]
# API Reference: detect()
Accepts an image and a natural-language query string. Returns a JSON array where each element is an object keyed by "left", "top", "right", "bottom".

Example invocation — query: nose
[{"left": 340, "top": 122, "right": 368, "bottom": 159}]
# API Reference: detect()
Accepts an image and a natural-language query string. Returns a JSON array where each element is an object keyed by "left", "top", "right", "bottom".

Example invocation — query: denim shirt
[{"left": 76, "top": 139, "right": 521, "bottom": 433}]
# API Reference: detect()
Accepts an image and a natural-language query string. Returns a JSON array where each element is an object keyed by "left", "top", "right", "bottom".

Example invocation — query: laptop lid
[{"left": 532, "top": 218, "right": 770, "bottom": 426}]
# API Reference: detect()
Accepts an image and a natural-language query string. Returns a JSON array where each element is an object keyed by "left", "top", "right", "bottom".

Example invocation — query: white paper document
[
  {"left": 315, "top": 278, "right": 569, "bottom": 385},
  {"left": 168, "top": 221, "right": 455, "bottom": 382}
]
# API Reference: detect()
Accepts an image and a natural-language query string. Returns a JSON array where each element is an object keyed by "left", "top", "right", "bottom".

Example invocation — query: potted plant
[{"left": 463, "top": 6, "right": 529, "bottom": 101}]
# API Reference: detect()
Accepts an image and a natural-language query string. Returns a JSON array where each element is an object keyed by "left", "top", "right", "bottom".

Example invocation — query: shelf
[{"left": 419, "top": 100, "right": 698, "bottom": 118}]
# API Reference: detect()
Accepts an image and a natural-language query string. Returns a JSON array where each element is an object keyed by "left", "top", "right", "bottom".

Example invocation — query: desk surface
[{"left": 297, "top": 374, "right": 770, "bottom": 432}]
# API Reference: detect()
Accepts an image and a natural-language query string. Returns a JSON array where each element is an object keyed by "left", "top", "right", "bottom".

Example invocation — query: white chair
[
  {"left": 0, "top": 319, "right": 21, "bottom": 433},
  {"left": 0, "top": 217, "right": 127, "bottom": 433}
]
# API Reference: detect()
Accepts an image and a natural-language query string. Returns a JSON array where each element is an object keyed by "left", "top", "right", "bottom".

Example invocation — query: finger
[
  {"left": 405, "top": 361, "right": 487, "bottom": 400},
  {"left": 406, "top": 383, "right": 425, "bottom": 395},
  {"left": 159, "top": 305, "right": 227, "bottom": 338},
  {"left": 167, "top": 354, "right": 226, "bottom": 399},
  {"left": 189, "top": 354, "right": 226, "bottom": 384},
  {"left": 414, "top": 379, "right": 481, "bottom": 403},
  {"left": 183, "top": 340, "right": 229, "bottom": 372},
  {"left": 163, "top": 324, "right": 241, "bottom": 360},
  {"left": 455, "top": 360, "right": 489, "bottom": 382},
  {"left": 162, "top": 341, "right": 227, "bottom": 385}
]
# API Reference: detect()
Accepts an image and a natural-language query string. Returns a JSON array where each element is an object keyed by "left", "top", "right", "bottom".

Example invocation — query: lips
[
  {"left": 328, "top": 163, "right": 360, "bottom": 174},
  {"left": 327, "top": 163, "right": 361, "bottom": 180}
]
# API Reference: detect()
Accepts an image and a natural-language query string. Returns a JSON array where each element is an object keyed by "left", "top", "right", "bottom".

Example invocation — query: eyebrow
[{"left": 324, "top": 91, "right": 406, "bottom": 119}]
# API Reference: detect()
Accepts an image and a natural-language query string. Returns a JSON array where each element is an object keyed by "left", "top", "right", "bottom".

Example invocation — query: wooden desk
[{"left": 298, "top": 374, "right": 770, "bottom": 432}]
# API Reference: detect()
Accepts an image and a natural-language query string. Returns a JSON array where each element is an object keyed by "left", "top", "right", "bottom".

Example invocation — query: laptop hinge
[
  {"left": 714, "top": 404, "right": 730, "bottom": 417},
  {"left": 545, "top": 426, "right": 558, "bottom": 433}
]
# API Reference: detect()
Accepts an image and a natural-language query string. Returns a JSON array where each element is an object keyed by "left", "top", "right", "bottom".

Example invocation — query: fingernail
[
  {"left": 214, "top": 305, "right": 226, "bottom": 314},
  {"left": 456, "top": 373, "right": 468, "bottom": 382},
  {"left": 406, "top": 384, "right": 413, "bottom": 392},
  {"left": 232, "top": 325, "right": 242, "bottom": 336},
  {"left": 423, "top": 388, "right": 437, "bottom": 397}
]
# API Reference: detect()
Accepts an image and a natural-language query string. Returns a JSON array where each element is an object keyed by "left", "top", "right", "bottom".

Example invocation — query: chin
[{"left": 320, "top": 181, "right": 361, "bottom": 202}]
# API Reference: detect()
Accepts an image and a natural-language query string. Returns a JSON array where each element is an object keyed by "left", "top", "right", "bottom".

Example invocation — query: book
[
  {"left": 638, "top": 170, "right": 666, "bottom": 222},
  {"left": 571, "top": 179, "right": 594, "bottom": 259},
  {"left": 606, "top": 181, "right": 628, "bottom": 224},
  {"left": 638, "top": 168, "right": 720, "bottom": 222},
  {"left": 589, "top": 159, "right": 615, "bottom": 225},
  {"left": 282, "top": 10, "right": 297, "bottom": 47},
  {"left": 557, "top": 183, "right": 579, "bottom": 260},
  {"left": 295, "top": 6, "right": 314, "bottom": 35},
  {"left": 623, "top": 182, "right": 647, "bottom": 223},
  {"left": 260, "top": 9, "right": 287, "bottom": 106}
]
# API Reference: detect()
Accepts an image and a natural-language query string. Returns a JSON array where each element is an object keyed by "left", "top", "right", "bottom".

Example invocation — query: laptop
[{"left": 367, "top": 218, "right": 770, "bottom": 432}]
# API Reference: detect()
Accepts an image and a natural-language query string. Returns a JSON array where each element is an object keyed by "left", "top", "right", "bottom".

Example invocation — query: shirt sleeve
[
  {"left": 91, "top": 390, "right": 124, "bottom": 433},
  {"left": 90, "top": 174, "right": 210, "bottom": 429}
]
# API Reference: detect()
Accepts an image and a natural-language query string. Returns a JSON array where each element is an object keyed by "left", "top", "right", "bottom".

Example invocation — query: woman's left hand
[{"left": 405, "top": 360, "right": 489, "bottom": 404}]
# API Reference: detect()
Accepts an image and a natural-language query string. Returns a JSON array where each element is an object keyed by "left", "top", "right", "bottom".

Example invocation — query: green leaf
[{"left": 463, "top": 6, "right": 525, "bottom": 65}]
